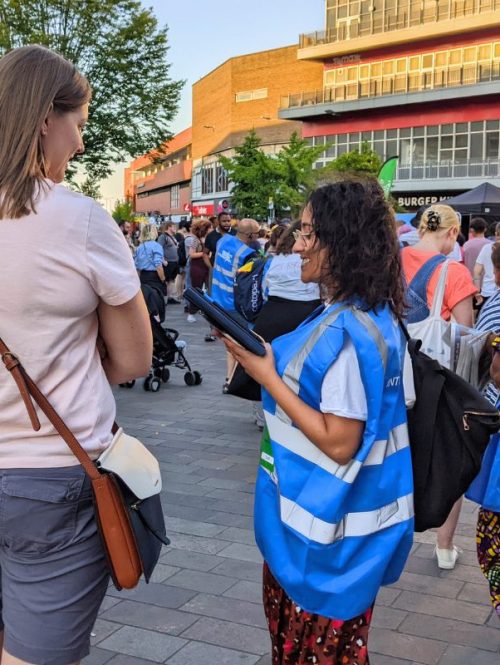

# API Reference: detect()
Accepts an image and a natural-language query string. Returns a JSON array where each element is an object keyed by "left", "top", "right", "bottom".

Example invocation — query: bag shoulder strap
[
  {"left": 429, "top": 259, "right": 449, "bottom": 318},
  {"left": 407, "top": 254, "right": 446, "bottom": 302},
  {"left": 0, "top": 338, "right": 100, "bottom": 480}
]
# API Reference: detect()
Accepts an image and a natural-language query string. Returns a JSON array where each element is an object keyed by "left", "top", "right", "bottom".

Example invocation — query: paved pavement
[{"left": 85, "top": 305, "right": 499, "bottom": 665}]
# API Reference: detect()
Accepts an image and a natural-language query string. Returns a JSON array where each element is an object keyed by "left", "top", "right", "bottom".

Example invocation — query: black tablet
[{"left": 184, "top": 288, "right": 267, "bottom": 357}]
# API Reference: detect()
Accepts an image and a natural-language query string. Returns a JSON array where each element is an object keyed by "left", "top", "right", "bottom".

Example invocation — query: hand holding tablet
[{"left": 184, "top": 288, "right": 267, "bottom": 357}]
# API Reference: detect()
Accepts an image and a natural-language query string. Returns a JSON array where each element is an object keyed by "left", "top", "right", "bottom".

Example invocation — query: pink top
[
  {"left": 462, "top": 237, "right": 491, "bottom": 275},
  {"left": 0, "top": 181, "right": 140, "bottom": 468}
]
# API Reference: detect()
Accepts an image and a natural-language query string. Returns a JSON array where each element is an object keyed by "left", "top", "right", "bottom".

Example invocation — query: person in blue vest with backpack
[
  {"left": 212, "top": 217, "right": 260, "bottom": 392},
  {"left": 223, "top": 179, "right": 413, "bottom": 665}
]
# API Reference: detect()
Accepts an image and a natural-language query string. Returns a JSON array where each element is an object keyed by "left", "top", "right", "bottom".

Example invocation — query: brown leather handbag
[{"left": 0, "top": 338, "right": 169, "bottom": 590}]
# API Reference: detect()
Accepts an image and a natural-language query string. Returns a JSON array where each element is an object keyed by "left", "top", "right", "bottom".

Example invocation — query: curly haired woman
[{"left": 223, "top": 178, "right": 414, "bottom": 665}]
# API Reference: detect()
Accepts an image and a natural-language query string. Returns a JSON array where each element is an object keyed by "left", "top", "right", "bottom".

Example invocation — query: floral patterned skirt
[
  {"left": 263, "top": 562, "right": 374, "bottom": 665},
  {"left": 477, "top": 508, "right": 500, "bottom": 618}
]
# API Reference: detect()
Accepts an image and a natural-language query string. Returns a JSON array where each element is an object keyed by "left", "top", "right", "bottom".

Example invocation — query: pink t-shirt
[{"left": 0, "top": 181, "right": 140, "bottom": 468}]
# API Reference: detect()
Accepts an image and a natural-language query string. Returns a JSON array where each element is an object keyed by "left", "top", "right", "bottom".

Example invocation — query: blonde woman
[
  {"left": 0, "top": 46, "right": 151, "bottom": 665},
  {"left": 401, "top": 204, "right": 477, "bottom": 569},
  {"left": 134, "top": 222, "right": 166, "bottom": 293}
]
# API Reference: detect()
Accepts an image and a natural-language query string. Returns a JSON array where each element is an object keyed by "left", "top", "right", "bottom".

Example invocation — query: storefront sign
[
  {"left": 328, "top": 54, "right": 361, "bottom": 66},
  {"left": 396, "top": 192, "right": 464, "bottom": 210},
  {"left": 191, "top": 203, "right": 214, "bottom": 216}
]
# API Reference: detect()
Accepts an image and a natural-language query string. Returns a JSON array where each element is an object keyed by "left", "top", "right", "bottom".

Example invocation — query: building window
[
  {"left": 170, "top": 184, "right": 180, "bottom": 209},
  {"left": 320, "top": 40, "right": 500, "bottom": 105},
  {"left": 201, "top": 165, "right": 214, "bottom": 195},
  {"left": 235, "top": 88, "right": 268, "bottom": 103},
  {"left": 215, "top": 164, "right": 229, "bottom": 192},
  {"left": 311, "top": 121, "right": 500, "bottom": 175}
]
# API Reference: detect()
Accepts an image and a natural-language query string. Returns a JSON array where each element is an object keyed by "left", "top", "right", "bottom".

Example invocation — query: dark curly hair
[{"left": 307, "top": 178, "right": 405, "bottom": 318}]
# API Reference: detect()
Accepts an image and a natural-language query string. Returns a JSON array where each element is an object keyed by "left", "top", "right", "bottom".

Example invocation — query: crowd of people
[{"left": 0, "top": 44, "right": 499, "bottom": 665}]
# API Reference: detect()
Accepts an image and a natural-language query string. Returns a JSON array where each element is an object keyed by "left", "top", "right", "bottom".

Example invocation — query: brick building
[
  {"left": 190, "top": 45, "right": 323, "bottom": 216},
  {"left": 279, "top": 0, "right": 500, "bottom": 210},
  {"left": 124, "top": 127, "right": 192, "bottom": 221}
]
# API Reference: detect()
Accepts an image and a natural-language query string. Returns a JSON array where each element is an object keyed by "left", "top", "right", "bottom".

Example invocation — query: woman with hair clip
[
  {"left": 0, "top": 46, "right": 151, "bottom": 665},
  {"left": 223, "top": 178, "right": 413, "bottom": 665},
  {"left": 400, "top": 204, "right": 476, "bottom": 570}
]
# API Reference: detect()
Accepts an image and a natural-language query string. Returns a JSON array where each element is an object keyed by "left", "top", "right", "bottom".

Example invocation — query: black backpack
[
  {"left": 233, "top": 255, "right": 268, "bottom": 323},
  {"left": 402, "top": 325, "right": 500, "bottom": 531},
  {"left": 177, "top": 238, "right": 187, "bottom": 268}
]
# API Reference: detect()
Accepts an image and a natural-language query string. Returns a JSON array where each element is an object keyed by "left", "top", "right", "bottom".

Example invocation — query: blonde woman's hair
[
  {"left": 140, "top": 223, "right": 158, "bottom": 243},
  {"left": 0, "top": 45, "right": 91, "bottom": 220},
  {"left": 419, "top": 204, "right": 460, "bottom": 235}
]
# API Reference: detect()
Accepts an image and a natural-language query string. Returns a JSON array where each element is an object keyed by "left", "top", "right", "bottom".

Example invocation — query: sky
[{"left": 99, "top": 0, "right": 326, "bottom": 206}]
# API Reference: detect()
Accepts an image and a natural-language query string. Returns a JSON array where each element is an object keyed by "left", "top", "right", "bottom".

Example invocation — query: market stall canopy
[{"left": 444, "top": 182, "right": 500, "bottom": 215}]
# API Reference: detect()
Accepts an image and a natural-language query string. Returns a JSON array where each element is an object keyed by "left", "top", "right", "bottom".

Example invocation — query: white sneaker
[
  {"left": 187, "top": 314, "right": 197, "bottom": 323},
  {"left": 435, "top": 545, "right": 462, "bottom": 570}
]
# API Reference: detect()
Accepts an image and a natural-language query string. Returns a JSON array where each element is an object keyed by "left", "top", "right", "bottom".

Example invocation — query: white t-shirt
[
  {"left": 264, "top": 254, "right": 320, "bottom": 302},
  {"left": 320, "top": 338, "right": 367, "bottom": 420},
  {"left": 0, "top": 181, "right": 140, "bottom": 467},
  {"left": 476, "top": 243, "right": 497, "bottom": 297}
]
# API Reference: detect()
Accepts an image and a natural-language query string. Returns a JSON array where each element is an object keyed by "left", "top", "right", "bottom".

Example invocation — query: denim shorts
[{"left": 0, "top": 465, "right": 110, "bottom": 665}]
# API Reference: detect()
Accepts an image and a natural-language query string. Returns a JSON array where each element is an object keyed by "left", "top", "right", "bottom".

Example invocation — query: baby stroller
[{"left": 120, "top": 284, "right": 202, "bottom": 392}]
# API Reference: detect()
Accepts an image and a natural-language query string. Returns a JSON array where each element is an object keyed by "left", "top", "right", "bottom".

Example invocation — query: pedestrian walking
[
  {"left": 158, "top": 222, "right": 180, "bottom": 303},
  {"left": 186, "top": 219, "right": 211, "bottom": 323},
  {"left": 0, "top": 45, "right": 152, "bottom": 665},
  {"left": 401, "top": 203, "right": 476, "bottom": 569},
  {"left": 474, "top": 222, "right": 500, "bottom": 309},
  {"left": 467, "top": 341, "right": 500, "bottom": 619},
  {"left": 134, "top": 222, "right": 166, "bottom": 294},
  {"left": 223, "top": 179, "right": 413, "bottom": 665},
  {"left": 212, "top": 218, "right": 260, "bottom": 391}
]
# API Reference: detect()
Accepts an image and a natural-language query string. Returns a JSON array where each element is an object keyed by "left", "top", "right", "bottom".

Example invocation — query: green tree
[
  {"left": 111, "top": 199, "right": 134, "bottom": 224},
  {"left": 324, "top": 142, "right": 382, "bottom": 176},
  {"left": 220, "top": 130, "right": 328, "bottom": 220},
  {"left": 0, "top": 0, "right": 183, "bottom": 183},
  {"left": 220, "top": 130, "right": 280, "bottom": 221},
  {"left": 274, "top": 132, "right": 329, "bottom": 216}
]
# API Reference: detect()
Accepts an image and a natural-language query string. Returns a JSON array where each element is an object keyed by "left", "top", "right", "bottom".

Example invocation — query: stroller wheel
[
  {"left": 143, "top": 377, "right": 151, "bottom": 391},
  {"left": 149, "top": 377, "right": 161, "bottom": 392},
  {"left": 193, "top": 371, "right": 202, "bottom": 386},
  {"left": 184, "top": 371, "right": 196, "bottom": 386},
  {"left": 161, "top": 367, "right": 170, "bottom": 383},
  {"left": 119, "top": 380, "right": 135, "bottom": 389}
]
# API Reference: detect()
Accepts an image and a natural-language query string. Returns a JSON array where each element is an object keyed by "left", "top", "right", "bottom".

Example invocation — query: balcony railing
[
  {"left": 280, "top": 62, "right": 500, "bottom": 110},
  {"left": 300, "top": 0, "right": 500, "bottom": 48},
  {"left": 396, "top": 159, "right": 500, "bottom": 180}
]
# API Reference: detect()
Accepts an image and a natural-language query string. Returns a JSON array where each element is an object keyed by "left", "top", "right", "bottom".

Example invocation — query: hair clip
[{"left": 426, "top": 210, "right": 441, "bottom": 231}]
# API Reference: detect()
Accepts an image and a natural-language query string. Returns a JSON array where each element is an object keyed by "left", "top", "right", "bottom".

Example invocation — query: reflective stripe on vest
[
  {"left": 256, "top": 303, "right": 413, "bottom": 619},
  {"left": 212, "top": 236, "right": 252, "bottom": 309}
]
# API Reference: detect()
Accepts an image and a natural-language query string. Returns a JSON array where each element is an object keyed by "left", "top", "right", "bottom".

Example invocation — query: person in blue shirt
[
  {"left": 212, "top": 217, "right": 259, "bottom": 391},
  {"left": 134, "top": 223, "right": 166, "bottom": 294},
  {"left": 222, "top": 179, "right": 413, "bottom": 665}
]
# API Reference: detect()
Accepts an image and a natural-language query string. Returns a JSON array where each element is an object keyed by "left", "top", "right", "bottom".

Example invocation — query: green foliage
[
  {"left": 71, "top": 174, "right": 101, "bottom": 199},
  {"left": 0, "top": 0, "right": 183, "bottom": 183},
  {"left": 111, "top": 199, "right": 134, "bottom": 224},
  {"left": 274, "top": 132, "right": 331, "bottom": 216},
  {"left": 220, "top": 131, "right": 279, "bottom": 221},
  {"left": 220, "top": 130, "right": 328, "bottom": 220},
  {"left": 324, "top": 142, "right": 382, "bottom": 176}
]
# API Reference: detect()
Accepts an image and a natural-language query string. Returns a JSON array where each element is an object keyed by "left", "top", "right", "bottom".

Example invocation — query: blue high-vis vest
[
  {"left": 211, "top": 234, "right": 254, "bottom": 310},
  {"left": 466, "top": 430, "right": 500, "bottom": 513},
  {"left": 256, "top": 302, "right": 414, "bottom": 620}
]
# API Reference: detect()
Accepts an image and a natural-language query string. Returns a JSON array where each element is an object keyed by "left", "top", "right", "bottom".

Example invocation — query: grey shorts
[{"left": 0, "top": 465, "right": 110, "bottom": 665}]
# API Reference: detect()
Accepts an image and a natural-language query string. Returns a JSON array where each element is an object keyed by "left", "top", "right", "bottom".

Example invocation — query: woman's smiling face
[{"left": 293, "top": 206, "right": 327, "bottom": 284}]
